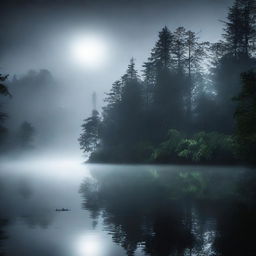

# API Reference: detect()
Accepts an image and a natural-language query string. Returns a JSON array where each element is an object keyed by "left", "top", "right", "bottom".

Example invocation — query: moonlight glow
[{"left": 71, "top": 36, "right": 107, "bottom": 68}]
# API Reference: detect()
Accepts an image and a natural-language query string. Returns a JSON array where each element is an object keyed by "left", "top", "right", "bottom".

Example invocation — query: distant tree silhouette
[
  {"left": 17, "top": 121, "right": 35, "bottom": 149},
  {"left": 79, "top": 110, "right": 101, "bottom": 154},
  {"left": 0, "top": 74, "right": 11, "bottom": 122},
  {"left": 0, "top": 74, "right": 11, "bottom": 150}
]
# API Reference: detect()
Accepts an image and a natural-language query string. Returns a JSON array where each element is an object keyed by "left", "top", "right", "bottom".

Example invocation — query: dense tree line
[
  {"left": 79, "top": 0, "right": 256, "bottom": 164},
  {"left": 234, "top": 71, "right": 256, "bottom": 164}
]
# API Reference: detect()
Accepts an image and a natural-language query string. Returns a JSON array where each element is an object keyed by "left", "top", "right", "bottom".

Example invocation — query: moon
[{"left": 71, "top": 36, "right": 107, "bottom": 68}]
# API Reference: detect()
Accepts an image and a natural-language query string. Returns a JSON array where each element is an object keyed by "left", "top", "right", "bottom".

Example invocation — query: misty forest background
[{"left": 1, "top": 0, "right": 256, "bottom": 164}]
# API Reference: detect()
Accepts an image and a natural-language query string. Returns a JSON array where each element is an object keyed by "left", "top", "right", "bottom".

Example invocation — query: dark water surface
[{"left": 0, "top": 160, "right": 256, "bottom": 256}]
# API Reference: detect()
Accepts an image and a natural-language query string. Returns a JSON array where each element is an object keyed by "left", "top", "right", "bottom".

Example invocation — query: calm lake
[{"left": 0, "top": 158, "right": 256, "bottom": 256}]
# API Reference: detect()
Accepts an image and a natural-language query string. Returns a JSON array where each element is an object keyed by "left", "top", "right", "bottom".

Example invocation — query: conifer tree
[
  {"left": 104, "top": 80, "right": 122, "bottom": 107},
  {"left": 223, "top": 0, "right": 256, "bottom": 57},
  {"left": 142, "top": 57, "right": 155, "bottom": 106},
  {"left": 152, "top": 26, "right": 173, "bottom": 70},
  {"left": 184, "top": 31, "right": 209, "bottom": 119},
  {"left": 79, "top": 110, "right": 101, "bottom": 154},
  {"left": 172, "top": 27, "right": 187, "bottom": 72},
  {"left": 234, "top": 70, "right": 256, "bottom": 163}
]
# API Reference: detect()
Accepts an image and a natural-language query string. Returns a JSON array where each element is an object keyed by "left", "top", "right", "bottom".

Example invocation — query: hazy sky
[
  {"left": 0, "top": 0, "right": 234, "bottom": 152},
  {"left": 1, "top": 0, "right": 233, "bottom": 75}
]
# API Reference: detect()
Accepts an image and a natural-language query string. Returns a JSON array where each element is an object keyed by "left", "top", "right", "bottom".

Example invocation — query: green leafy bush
[
  {"left": 153, "top": 129, "right": 183, "bottom": 162},
  {"left": 154, "top": 130, "right": 236, "bottom": 164},
  {"left": 177, "top": 132, "right": 235, "bottom": 163}
]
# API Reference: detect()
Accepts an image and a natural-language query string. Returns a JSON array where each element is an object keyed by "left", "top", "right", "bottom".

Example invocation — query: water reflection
[
  {"left": 0, "top": 163, "right": 256, "bottom": 256},
  {"left": 17, "top": 179, "right": 33, "bottom": 199},
  {"left": 75, "top": 234, "right": 103, "bottom": 256},
  {"left": 80, "top": 166, "right": 256, "bottom": 256},
  {"left": 0, "top": 219, "right": 8, "bottom": 256}
]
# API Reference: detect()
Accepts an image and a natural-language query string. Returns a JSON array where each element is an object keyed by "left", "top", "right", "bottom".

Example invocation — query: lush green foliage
[
  {"left": 153, "top": 129, "right": 183, "bottom": 162},
  {"left": 153, "top": 130, "right": 235, "bottom": 164}
]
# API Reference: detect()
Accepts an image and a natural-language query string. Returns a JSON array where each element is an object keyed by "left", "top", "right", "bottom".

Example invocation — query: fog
[
  {"left": 2, "top": 1, "right": 256, "bottom": 255},
  {"left": 0, "top": 0, "right": 233, "bottom": 155}
]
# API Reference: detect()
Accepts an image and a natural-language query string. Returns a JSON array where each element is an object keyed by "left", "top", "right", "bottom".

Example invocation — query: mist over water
[{"left": 0, "top": 163, "right": 256, "bottom": 256}]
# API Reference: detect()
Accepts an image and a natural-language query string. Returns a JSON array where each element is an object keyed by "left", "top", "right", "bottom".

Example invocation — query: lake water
[{"left": 0, "top": 158, "right": 256, "bottom": 256}]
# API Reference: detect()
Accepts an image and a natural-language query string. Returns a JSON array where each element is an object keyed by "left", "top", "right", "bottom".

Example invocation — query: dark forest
[{"left": 79, "top": 0, "right": 256, "bottom": 164}]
